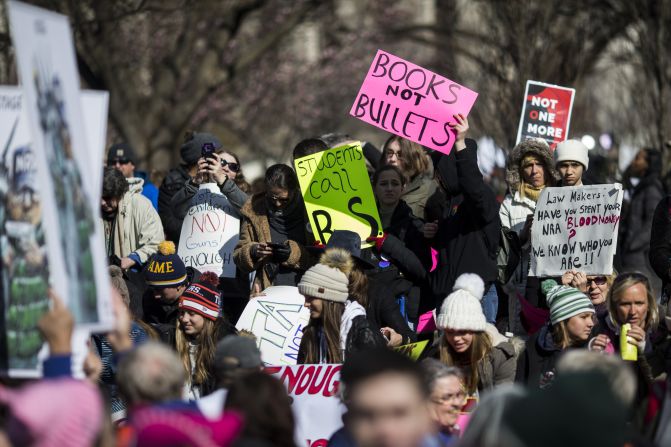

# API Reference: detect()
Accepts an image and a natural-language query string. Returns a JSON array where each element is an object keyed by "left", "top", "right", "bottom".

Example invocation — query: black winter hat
[
  {"left": 180, "top": 132, "right": 222, "bottom": 166},
  {"left": 107, "top": 143, "right": 136, "bottom": 165}
]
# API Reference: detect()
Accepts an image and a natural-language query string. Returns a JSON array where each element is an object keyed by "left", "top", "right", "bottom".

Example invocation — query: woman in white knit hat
[
  {"left": 515, "top": 279, "right": 595, "bottom": 389},
  {"left": 429, "top": 273, "right": 517, "bottom": 397},
  {"left": 297, "top": 248, "right": 387, "bottom": 363}
]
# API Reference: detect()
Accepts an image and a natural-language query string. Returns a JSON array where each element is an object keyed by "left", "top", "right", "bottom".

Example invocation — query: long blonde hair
[
  {"left": 439, "top": 331, "right": 493, "bottom": 394},
  {"left": 606, "top": 273, "right": 659, "bottom": 331},
  {"left": 175, "top": 318, "right": 220, "bottom": 387}
]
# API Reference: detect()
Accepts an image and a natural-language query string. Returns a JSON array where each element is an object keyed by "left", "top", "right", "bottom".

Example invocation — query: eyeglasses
[
  {"left": 431, "top": 391, "right": 466, "bottom": 405},
  {"left": 587, "top": 276, "right": 607, "bottom": 286},
  {"left": 220, "top": 159, "right": 240, "bottom": 172}
]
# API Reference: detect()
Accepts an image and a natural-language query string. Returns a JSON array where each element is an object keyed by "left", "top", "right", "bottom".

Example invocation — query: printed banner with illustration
[
  {"left": 0, "top": 86, "right": 108, "bottom": 377},
  {"left": 266, "top": 364, "right": 344, "bottom": 447},
  {"left": 236, "top": 286, "right": 309, "bottom": 365},
  {"left": 8, "top": 1, "right": 113, "bottom": 333},
  {"left": 350, "top": 49, "right": 478, "bottom": 155},
  {"left": 294, "top": 142, "right": 383, "bottom": 247},
  {"left": 178, "top": 183, "right": 240, "bottom": 278},
  {"left": 516, "top": 80, "right": 575, "bottom": 149},
  {"left": 530, "top": 184, "right": 623, "bottom": 277}
]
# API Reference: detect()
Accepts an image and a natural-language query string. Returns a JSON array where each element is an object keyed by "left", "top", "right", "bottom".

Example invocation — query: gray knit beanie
[{"left": 298, "top": 264, "right": 349, "bottom": 303}]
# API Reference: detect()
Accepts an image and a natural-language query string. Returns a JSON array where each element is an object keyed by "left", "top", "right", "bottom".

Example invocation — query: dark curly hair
[{"left": 102, "top": 167, "right": 129, "bottom": 199}]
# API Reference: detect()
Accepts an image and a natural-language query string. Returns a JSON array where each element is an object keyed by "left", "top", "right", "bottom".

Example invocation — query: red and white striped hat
[{"left": 179, "top": 272, "right": 221, "bottom": 320}]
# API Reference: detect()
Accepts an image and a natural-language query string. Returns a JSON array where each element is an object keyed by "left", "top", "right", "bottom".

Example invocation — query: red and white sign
[
  {"left": 516, "top": 80, "right": 575, "bottom": 149},
  {"left": 266, "top": 364, "right": 345, "bottom": 447}
]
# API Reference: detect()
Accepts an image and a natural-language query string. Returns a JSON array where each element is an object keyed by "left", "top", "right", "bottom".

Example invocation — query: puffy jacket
[
  {"left": 499, "top": 191, "right": 536, "bottom": 234},
  {"left": 104, "top": 178, "right": 163, "bottom": 264},
  {"left": 158, "top": 165, "right": 191, "bottom": 242}
]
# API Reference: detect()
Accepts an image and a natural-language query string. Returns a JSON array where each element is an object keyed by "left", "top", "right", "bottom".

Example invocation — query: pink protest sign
[
  {"left": 417, "top": 310, "right": 436, "bottom": 334},
  {"left": 350, "top": 50, "right": 478, "bottom": 155}
]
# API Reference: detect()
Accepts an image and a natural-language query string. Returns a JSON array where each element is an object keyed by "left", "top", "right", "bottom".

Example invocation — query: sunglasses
[
  {"left": 220, "top": 159, "right": 240, "bottom": 172},
  {"left": 587, "top": 276, "right": 607, "bottom": 286},
  {"left": 267, "top": 194, "right": 291, "bottom": 204},
  {"left": 109, "top": 158, "right": 131, "bottom": 166}
]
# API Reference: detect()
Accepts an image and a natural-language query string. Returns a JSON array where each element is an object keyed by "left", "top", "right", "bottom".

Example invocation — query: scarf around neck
[{"left": 520, "top": 182, "right": 545, "bottom": 203}]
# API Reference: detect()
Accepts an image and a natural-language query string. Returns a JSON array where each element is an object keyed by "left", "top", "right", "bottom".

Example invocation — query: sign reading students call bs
[
  {"left": 294, "top": 142, "right": 383, "bottom": 248},
  {"left": 350, "top": 49, "right": 478, "bottom": 155}
]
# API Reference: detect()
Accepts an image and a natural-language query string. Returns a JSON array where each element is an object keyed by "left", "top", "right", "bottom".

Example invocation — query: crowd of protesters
[{"left": 3, "top": 113, "right": 671, "bottom": 447}]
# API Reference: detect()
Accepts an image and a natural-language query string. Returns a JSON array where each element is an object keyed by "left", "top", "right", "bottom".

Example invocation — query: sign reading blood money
[
  {"left": 178, "top": 183, "right": 240, "bottom": 278},
  {"left": 516, "top": 80, "right": 575, "bottom": 149},
  {"left": 350, "top": 49, "right": 478, "bottom": 155},
  {"left": 295, "top": 142, "right": 383, "bottom": 247},
  {"left": 530, "top": 184, "right": 623, "bottom": 277},
  {"left": 236, "top": 286, "right": 310, "bottom": 365},
  {"left": 266, "top": 364, "right": 344, "bottom": 447}
]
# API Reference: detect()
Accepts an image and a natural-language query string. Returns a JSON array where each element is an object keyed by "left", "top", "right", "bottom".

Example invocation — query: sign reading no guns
[{"left": 530, "top": 184, "right": 623, "bottom": 277}]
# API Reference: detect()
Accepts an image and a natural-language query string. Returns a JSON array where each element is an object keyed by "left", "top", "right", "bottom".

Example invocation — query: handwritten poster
[
  {"left": 530, "top": 184, "right": 623, "bottom": 277},
  {"left": 266, "top": 364, "right": 344, "bottom": 446},
  {"left": 294, "top": 142, "right": 383, "bottom": 247},
  {"left": 350, "top": 49, "right": 478, "bottom": 155},
  {"left": 393, "top": 340, "right": 429, "bottom": 361},
  {"left": 178, "top": 183, "right": 240, "bottom": 278},
  {"left": 236, "top": 286, "right": 310, "bottom": 365},
  {"left": 516, "top": 80, "right": 575, "bottom": 149}
]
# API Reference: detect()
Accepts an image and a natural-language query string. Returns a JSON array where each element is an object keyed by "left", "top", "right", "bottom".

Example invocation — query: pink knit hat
[
  {"left": 132, "top": 407, "right": 243, "bottom": 447},
  {"left": 0, "top": 378, "right": 103, "bottom": 447}
]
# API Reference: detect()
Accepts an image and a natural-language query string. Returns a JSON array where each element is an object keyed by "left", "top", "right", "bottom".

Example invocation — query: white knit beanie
[
  {"left": 298, "top": 264, "right": 349, "bottom": 303},
  {"left": 555, "top": 139, "right": 589, "bottom": 170},
  {"left": 436, "top": 273, "right": 487, "bottom": 332}
]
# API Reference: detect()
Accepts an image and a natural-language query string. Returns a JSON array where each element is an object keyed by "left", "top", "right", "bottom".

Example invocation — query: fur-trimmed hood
[{"left": 505, "top": 139, "right": 560, "bottom": 193}]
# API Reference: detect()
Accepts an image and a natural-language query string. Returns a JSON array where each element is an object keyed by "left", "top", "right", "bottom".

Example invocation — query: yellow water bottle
[{"left": 620, "top": 323, "right": 637, "bottom": 361}]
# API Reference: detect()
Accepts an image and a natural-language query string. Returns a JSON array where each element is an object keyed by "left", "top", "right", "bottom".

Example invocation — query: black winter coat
[
  {"left": 363, "top": 200, "right": 431, "bottom": 337},
  {"left": 650, "top": 196, "right": 671, "bottom": 302},
  {"left": 297, "top": 315, "right": 387, "bottom": 364},
  {"left": 396, "top": 140, "right": 501, "bottom": 312},
  {"left": 515, "top": 325, "right": 572, "bottom": 388},
  {"left": 620, "top": 176, "right": 664, "bottom": 274},
  {"left": 158, "top": 165, "right": 191, "bottom": 243}
]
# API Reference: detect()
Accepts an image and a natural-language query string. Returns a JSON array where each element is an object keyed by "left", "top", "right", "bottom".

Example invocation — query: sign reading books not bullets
[{"left": 350, "top": 49, "right": 478, "bottom": 155}]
